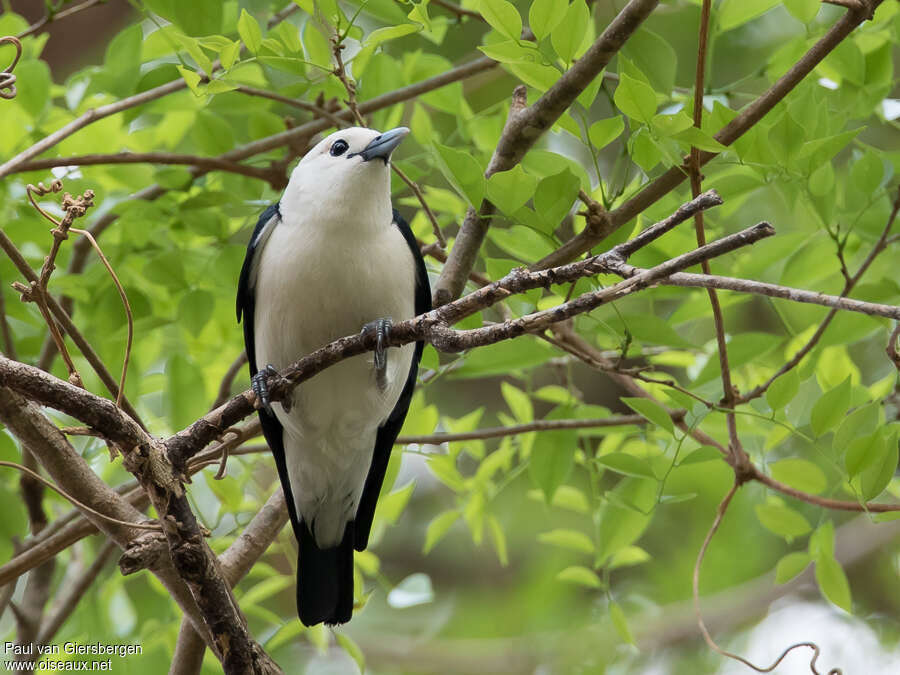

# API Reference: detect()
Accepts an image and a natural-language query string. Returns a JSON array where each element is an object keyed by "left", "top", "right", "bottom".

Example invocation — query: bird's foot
[
  {"left": 361, "top": 317, "right": 392, "bottom": 391},
  {"left": 251, "top": 364, "right": 279, "bottom": 414}
]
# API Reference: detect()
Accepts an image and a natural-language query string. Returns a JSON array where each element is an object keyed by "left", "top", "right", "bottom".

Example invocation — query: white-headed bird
[{"left": 236, "top": 127, "right": 430, "bottom": 625}]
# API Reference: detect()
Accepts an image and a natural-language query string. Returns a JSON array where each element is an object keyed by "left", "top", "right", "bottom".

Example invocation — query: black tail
[{"left": 297, "top": 520, "right": 354, "bottom": 626}]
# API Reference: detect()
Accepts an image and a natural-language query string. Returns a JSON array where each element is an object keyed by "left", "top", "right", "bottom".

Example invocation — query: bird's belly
[{"left": 251, "top": 218, "right": 418, "bottom": 543}]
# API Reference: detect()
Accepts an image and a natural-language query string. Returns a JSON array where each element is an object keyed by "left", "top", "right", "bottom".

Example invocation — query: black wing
[
  {"left": 353, "top": 209, "right": 431, "bottom": 551},
  {"left": 236, "top": 203, "right": 304, "bottom": 539}
]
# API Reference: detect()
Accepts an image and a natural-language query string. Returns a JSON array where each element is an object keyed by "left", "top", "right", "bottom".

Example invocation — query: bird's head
[{"left": 281, "top": 126, "right": 409, "bottom": 229}]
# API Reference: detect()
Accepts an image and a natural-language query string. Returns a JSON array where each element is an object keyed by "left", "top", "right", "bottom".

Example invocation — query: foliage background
[{"left": 0, "top": 0, "right": 899, "bottom": 672}]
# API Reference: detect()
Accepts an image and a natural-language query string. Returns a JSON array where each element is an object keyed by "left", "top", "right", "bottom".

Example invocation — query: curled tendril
[{"left": 0, "top": 36, "right": 22, "bottom": 100}]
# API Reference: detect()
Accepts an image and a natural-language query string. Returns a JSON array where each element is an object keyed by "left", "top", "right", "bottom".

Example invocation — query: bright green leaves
[
  {"left": 620, "top": 28, "right": 676, "bottom": 94},
  {"left": 755, "top": 501, "right": 812, "bottom": 539},
  {"left": 551, "top": 0, "right": 589, "bottom": 65},
  {"left": 478, "top": 0, "right": 523, "bottom": 41},
  {"left": 783, "top": 0, "right": 819, "bottom": 24},
  {"left": 810, "top": 376, "right": 851, "bottom": 437},
  {"left": 588, "top": 116, "right": 625, "bottom": 150},
  {"left": 431, "top": 143, "right": 485, "bottom": 207},
  {"left": 717, "top": 0, "right": 780, "bottom": 32},
  {"left": 613, "top": 73, "right": 657, "bottom": 124},
  {"left": 775, "top": 552, "right": 811, "bottom": 584},
  {"left": 486, "top": 166, "right": 538, "bottom": 216},
  {"left": 538, "top": 528, "right": 595, "bottom": 554},
  {"left": 237, "top": 9, "right": 263, "bottom": 55},
  {"left": 528, "top": 0, "right": 567, "bottom": 40},
  {"left": 533, "top": 169, "right": 580, "bottom": 229},
  {"left": 810, "top": 522, "right": 852, "bottom": 613},
  {"left": 530, "top": 427, "right": 577, "bottom": 501},
  {"left": 769, "top": 459, "right": 827, "bottom": 495},
  {"left": 766, "top": 370, "right": 800, "bottom": 412},
  {"left": 557, "top": 565, "right": 602, "bottom": 588},
  {"left": 622, "top": 397, "right": 674, "bottom": 435},
  {"left": 145, "top": 0, "right": 223, "bottom": 36}
]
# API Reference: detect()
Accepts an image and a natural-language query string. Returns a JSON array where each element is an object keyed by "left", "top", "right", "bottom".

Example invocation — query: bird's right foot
[{"left": 251, "top": 364, "right": 279, "bottom": 414}]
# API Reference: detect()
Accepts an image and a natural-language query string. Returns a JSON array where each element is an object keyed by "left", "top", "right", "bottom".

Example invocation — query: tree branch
[
  {"left": 13, "top": 153, "right": 285, "bottom": 188},
  {"left": 433, "top": 0, "right": 662, "bottom": 305},
  {"left": 535, "top": 0, "right": 885, "bottom": 270}
]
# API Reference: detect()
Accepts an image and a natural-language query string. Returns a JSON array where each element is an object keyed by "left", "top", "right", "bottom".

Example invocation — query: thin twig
[
  {"left": 398, "top": 416, "right": 651, "bottom": 444},
  {"left": 0, "top": 35, "right": 22, "bottom": 99},
  {"left": 739, "top": 185, "right": 900, "bottom": 402},
  {"left": 211, "top": 352, "right": 249, "bottom": 410},
  {"left": 69, "top": 228, "right": 132, "bottom": 408},
  {"left": 0, "top": 461, "right": 161, "bottom": 531},
  {"left": 0, "top": 270, "right": 17, "bottom": 359},
  {"left": 16, "top": 0, "right": 106, "bottom": 39},
  {"left": 607, "top": 263, "right": 900, "bottom": 321},
  {"left": 688, "top": 0, "right": 744, "bottom": 471},
  {"left": 535, "top": 0, "right": 886, "bottom": 269},
  {"left": 0, "top": 228, "right": 145, "bottom": 427},
  {"left": 392, "top": 165, "right": 447, "bottom": 249},
  {"left": 694, "top": 481, "right": 842, "bottom": 674}
]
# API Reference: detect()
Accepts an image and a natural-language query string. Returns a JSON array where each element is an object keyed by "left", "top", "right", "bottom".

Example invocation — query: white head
[{"left": 280, "top": 126, "right": 409, "bottom": 231}]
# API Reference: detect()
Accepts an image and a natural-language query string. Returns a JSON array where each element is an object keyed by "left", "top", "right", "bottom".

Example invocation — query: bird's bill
[{"left": 354, "top": 127, "right": 410, "bottom": 163}]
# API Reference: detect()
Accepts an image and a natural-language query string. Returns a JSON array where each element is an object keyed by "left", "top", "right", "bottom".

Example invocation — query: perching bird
[{"left": 236, "top": 126, "right": 430, "bottom": 626}]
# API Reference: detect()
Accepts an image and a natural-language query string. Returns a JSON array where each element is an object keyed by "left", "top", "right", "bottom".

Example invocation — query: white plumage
[{"left": 251, "top": 127, "right": 417, "bottom": 547}]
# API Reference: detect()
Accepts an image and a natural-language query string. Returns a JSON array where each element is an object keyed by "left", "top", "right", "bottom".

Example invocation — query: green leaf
[
  {"left": 423, "top": 510, "right": 461, "bottom": 553},
  {"left": 478, "top": 0, "right": 523, "bottom": 40},
  {"left": 557, "top": 566, "right": 601, "bottom": 588},
  {"left": 528, "top": 0, "right": 567, "bottom": 40},
  {"left": 550, "top": 0, "right": 589, "bottom": 64},
  {"left": 538, "top": 529, "right": 595, "bottom": 553},
  {"left": 166, "top": 354, "right": 206, "bottom": 432},
  {"left": 486, "top": 166, "right": 538, "bottom": 216},
  {"left": 431, "top": 143, "right": 485, "bottom": 207},
  {"left": 850, "top": 152, "right": 884, "bottom": 194},
  {"left": 766, "top": 369, "right": 800, "bottom": 411},
  {"left": 529, "top": 429, "right": 577, "bottom": 500},
  {"left": 620, "top": 28, "right": 676, "bottom": 94},
  {"left": 366, "top": 24, "right": 420, "bottom": 47},
  {"left": 775, "top": 552, "right": 811, "bottom": 584},
  {"left": 810, "top": 376, "right": 851, "bottom": 437},
  {"left": 718, "top": 0, "right": 780, "bottom": 32},
  {"left": 833, "top": 403, "right": 881, "bottom": 454},
  {"left": 533, "top": 169, "right": 580, "bottom": 228},
  {"left": 240, "top": 576, "right": 293, "bottom": 606},
  {"left": 755, "top": 503, "right": 812, "bottom": 538},
  {"left": 609, "top": 601, "right": 635, "bottom": 644},
  {"left": 784, "top": 0, "right": 819, "bottom": 23},
  {"left": 815, "top": 553, "right": 852, "bottom": 613},
  {"left": 844, "top": 431, "right": 883, "bottom": 478},
  {"left": 622, "top": 397, "right": 674, "bottom": 435},
  {"left": 608, "top": 546, "right": 651, "bottom": 569},
  {"left": 237, "top": 9, "right": 263, "bottom": 54},
  {"left": 613, "top": 72, "right": 657, "bottom": 124},
  {"left": 451, "top": 338, "right": 554, "bottom": 378},
  {"left": 770, "top": 459, "right": 827, "bottom": 495},
  {"left": 335, "top": 633, "right": 365, "bottom": 674},
  {"left": 178, "top": 289, "right": 214, "bottom": 336},
  {"left": 176, "top": 65, "right": 203, "bottom": 95},
  {"left": 501, "top": 382, "right": 533, "bottom": 423},
  {"left": 488, "top": 515, "right": 508, "bottom": 566},
  {"left": 858, "top": 428, "right": 898, "bottom": 500},
  {"left": 588, "top": 116, "right": 625, "bottom": 150},
  {"left": 145, "top": 0, "right": 223, "bottom": 36},
  {"left": 13, "top": 60, "right": 51, "bottom": 118},
  {"left": 597, "top": 453, "right": 656, "bottom": 479}
]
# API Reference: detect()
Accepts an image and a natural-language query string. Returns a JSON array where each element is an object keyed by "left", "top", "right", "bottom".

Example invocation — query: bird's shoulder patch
[{"left": 237, "top": 203, "right": 281, "bottom": 322}]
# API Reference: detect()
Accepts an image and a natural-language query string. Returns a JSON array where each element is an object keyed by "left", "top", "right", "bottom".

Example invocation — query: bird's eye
[{"left": 330, "top": 140, "right": 349, "bottom": 156}]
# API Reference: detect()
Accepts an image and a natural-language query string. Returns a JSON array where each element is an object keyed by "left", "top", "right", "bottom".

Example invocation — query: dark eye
[{"left": 330, "top": 139, "right": 349, "bottom": 156}]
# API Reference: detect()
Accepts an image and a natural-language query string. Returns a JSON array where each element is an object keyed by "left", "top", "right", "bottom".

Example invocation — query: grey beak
[{"left": 354, "top": 127, "right": 409, "bottom": 164}]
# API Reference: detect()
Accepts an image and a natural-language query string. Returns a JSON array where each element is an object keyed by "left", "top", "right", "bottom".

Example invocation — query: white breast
[{"left": 252, "top": 212, "right": 416, "bottom": 546}]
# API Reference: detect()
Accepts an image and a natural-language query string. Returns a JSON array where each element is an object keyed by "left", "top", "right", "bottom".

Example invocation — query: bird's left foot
[
  {"left": 361, "top": 317, "right": 392, "bottom": 391},
  {"left": 251, "top": 364, "right": 279, "bottom": 414}
]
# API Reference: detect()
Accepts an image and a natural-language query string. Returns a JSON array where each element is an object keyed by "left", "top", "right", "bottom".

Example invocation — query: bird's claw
[
  {"left": 361, "top": 317, "right": 392, "bottom": 391},
  {"left": 252, "top": 364, "right": 279, "bottom": 414}
]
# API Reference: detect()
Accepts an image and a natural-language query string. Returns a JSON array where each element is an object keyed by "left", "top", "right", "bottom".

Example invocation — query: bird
[{"left": 235, "top": 126, "right": 430, "bottom": 626}]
